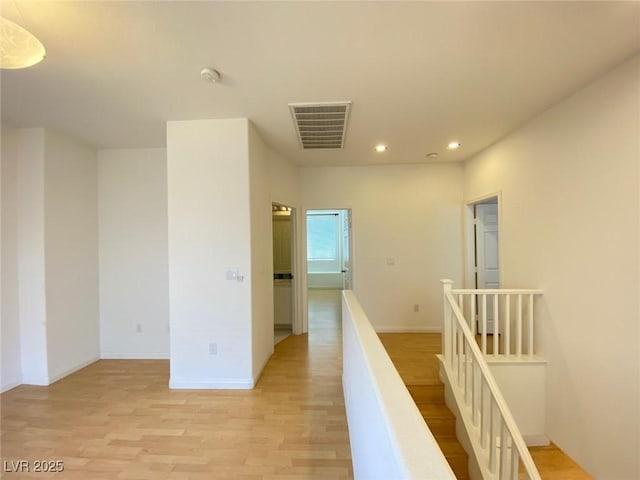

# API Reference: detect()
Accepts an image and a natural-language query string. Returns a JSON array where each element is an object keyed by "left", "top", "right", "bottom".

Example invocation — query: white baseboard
[
  {"left": 49, "top": 356, "right": 100, "bottom": 384},
  {"left": 252, "top": 353, "right": 271, "bottom": 387},
  {"left": 169, "top": 377, "right": 254, "bottom": 390},
  {"left": 524, "top": 434, "right": 550, "bottom": 447},
  {"left": 101, "top": 352, "right": 169, "bottom": 359},
  {"left": 375, "top": 326, "right": 442, "bottom": 333},
  {"left": 21, "top": 375, "right": 50, "bottom": 386},
  {"left": 1, "top": 380, "right": 22, "bottom": 393}
]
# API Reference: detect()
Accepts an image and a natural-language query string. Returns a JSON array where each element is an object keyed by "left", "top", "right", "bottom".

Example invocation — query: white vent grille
[{"left": 289, "top": 101, "right": 352, "bottom": 149}]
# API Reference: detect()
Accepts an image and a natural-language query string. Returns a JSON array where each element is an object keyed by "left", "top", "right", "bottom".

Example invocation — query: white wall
[
  {"left": 248, "top": 123, "right": 274, "bottom": 380},
  {"left": 2, "top": 127, "right": 100, "bottom": 387},
  {"left": 16, "top": 128, "right": 49, "bottom": 385},
  {"left": 44, "top": 130, "right": 100, "bottom": 382},
  {"left": 463, "top": 55, "right": 640, "bottom": 479},
  {"left": 167, "top": 119, "right": 253, "bottom": 388},
  {"left": 1, "top": 126, "right": 22, "bottom": 391},
  {"left": 300, "top": 164, "right": 464, "bottom": 331},
  {"left": 98, "top": 148, "right": 169, "bottom": 359}
]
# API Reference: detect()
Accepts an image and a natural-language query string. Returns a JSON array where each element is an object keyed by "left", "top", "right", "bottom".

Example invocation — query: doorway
[
  {"left": 272, "top": 203, "right": 295, "bottom": 344},
  {"left": 466, "top": 196, "right": 500, "bottom": 333},
  {"left": 305, "top": 209, "right": 352, "bottom": 331}
]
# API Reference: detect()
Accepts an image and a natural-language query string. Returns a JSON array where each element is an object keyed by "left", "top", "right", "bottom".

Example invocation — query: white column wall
[
  {"left": 1, "top": 126, "right": 22, "bottom": 391},
  {"left": 16, "top": 129, "right": 49, "bottom": 385},
  {"left": 167, "top": 119, "right": 253, "bottom": 388},
  {"left": 463, "top": 55, "right": 640, "bottom": 478},
  {"left": 248, "top": 123, "right": 274, "bottom": 381}
]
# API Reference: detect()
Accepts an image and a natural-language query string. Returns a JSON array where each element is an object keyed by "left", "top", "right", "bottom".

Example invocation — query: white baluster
[
  {"left": 493, "top": 294, "right": 499, "bottom": 357},
  {"left": 441, "top": 280, "right": 453, "bottom": 362},
  {"left": 465, "top": 342, "right": 472, "bottom": 406},
  {"left": 499, "top": 422, "right": 507, "bottom": 479},
  {"left": 470, "top": 293, "right": 476, "bottom": 336},
  {"left": 489, "top": 399, "right": 497, "bottom": 472},
  {"left": 528, "top": 294, "right": 534, "bottom": 357},
  {"left": 504, "top": 295, "right": 511, "bottom": 358},
  {"left": 480, "top": 379, "right": 487, "bottom": 448},
  {"left": 516, "top": 294, "right": 522, "bottom": 357},
  {"left": 472, "top": 360, "right": 479, "bottom": 426},
  {"left": 457, "top": 327, "right": 464, "bottom": 386},
  {"left": 481, "top": 294, "right": 487, "bottom": 354},
  {"left": 511, "top": 447, "right": 520, "bottom": 480}
]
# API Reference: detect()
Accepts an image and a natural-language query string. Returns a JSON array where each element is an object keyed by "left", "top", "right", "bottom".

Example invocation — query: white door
[
  {"left": 475, "top": 202, "right": 499, "bottom": 333},
  {"left": 341, "top": 210, "right": 352, "bottom": 290}
]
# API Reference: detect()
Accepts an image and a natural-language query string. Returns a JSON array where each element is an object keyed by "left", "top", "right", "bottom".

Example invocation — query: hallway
[{"left": 0, "top": 290, "right": 352, "bottom": 479}]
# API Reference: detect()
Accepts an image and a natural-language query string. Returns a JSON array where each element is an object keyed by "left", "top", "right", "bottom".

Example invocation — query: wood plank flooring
[
  {"left": 0, "top": 290, "right": 352, "bottom": 480},
  {"left": 379, "top": 332, "right": 593, "bottom": 480}
]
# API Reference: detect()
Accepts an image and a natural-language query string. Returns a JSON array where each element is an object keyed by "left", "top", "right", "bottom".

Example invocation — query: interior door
[
  {"left": 341, "top": 210, "right": 351, "bottom": 290},
  {"left": 475, "top": 202, "right": 499, "bottom": 333}
]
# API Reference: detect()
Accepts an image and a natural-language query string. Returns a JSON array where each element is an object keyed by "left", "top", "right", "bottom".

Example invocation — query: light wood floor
[
  {"left": 0, "top": 289, "right": 352, "bottom": 480},
  {"left": 379, "top": 333, "right": 593, "bottom": 480}
]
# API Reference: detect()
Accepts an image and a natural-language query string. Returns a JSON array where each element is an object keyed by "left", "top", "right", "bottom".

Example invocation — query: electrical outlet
[
  {"left": 413, "top": 304, "right": 419, "bottom": 313},
  {"left": 209, "top": 342, "right": 217, "bottom": 355},
  {"left": 136, "top": 323, "right": 142, "bottom": 333}
]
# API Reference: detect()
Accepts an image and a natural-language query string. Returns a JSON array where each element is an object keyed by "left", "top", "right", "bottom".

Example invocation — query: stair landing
[{"left": 378, "top": 333, "right": 592, "bottom": 480}]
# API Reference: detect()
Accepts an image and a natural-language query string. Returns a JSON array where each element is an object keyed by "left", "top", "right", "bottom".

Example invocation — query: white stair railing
[
  {"left": 450, "top": 286, "right": 543, "bottom": 358},
  {"left": 441, "top": 279, "right": 542, "bottom": 480}
]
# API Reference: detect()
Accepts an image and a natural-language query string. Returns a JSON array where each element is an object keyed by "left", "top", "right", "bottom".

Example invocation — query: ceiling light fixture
[
  {"left": 0, "top": 16, "right": 46, "bottom": 69},
  {"left": 200, "top": 67, "right": 220, "bottom": 83},
  {"left": 426, "top": 152, "right": 439, "bottom": 159},
  {"left": 447, "top": 141, "right": 461, "bottom": 150},
  {"left": 375, "top": 144, "right": 388, "bottom": 153}
]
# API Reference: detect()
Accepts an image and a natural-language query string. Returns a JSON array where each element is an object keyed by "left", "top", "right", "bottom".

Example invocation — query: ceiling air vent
[{"left": 289, "top": 101, "right": 352, "bottom": 149}]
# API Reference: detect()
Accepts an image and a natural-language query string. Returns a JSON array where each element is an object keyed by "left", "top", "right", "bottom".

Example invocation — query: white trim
[
  {"left": 463, "top": 191, "right": 502, "bottom": 289},
  {"left": 375, "top": 326, "right": 442, "bottom": 333},
  {"left": 1, "top": 381, "right": 22, "bottom": 393},
  {"left": 486, "top": 356, "right": 548, "bottom": 366},
  {"left": 169, "top": 377, "right": 255, "bottom": 389},
  {"left": 101, "top": 352, "right": 169, "bottom": 359},
  {"left": 523, "top": 434, "right": 551, "bottom": 447},
  {"left": 22, "top": 375, "right": 51, "bottom": 386},
  {"left": 252, "top": 351, "right": 271, "bottom": 386},
  {"left": 48, "top": 356, "right": 100, "bottom": 384}
]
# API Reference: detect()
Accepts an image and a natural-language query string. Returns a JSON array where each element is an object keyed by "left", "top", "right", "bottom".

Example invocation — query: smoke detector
[{"left": 200, "top": 67, "right": 220, "bottom": 83}]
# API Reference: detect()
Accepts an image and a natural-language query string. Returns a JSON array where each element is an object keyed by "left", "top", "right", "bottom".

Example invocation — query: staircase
[
  {"left": 379, "top": 332, "right": 592, "bottom": 480},
  {"left": 408, "top": 383, "right": 470, "bottom": 479},
  {"left": 378, "top": 332, "right": 470, "bottom": 479}
]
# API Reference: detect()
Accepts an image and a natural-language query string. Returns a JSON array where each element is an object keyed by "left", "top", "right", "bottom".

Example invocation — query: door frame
[
  {"left": 300, "top": 207, "right": 354, "bottom": 334},
  {"left": 271, "top": 203, "right": 300, "bottom": 335},
  {"left": 464, "top": 192, "right": 502, "bottom": 289}
]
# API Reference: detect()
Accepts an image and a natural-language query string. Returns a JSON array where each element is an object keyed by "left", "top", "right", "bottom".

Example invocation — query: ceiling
[{"left": 1, "top": 1, "right": 639, "bottom": 166}]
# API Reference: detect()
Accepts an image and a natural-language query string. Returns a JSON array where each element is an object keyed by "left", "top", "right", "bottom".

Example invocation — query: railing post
[{"left": 441, "top": 279, "right": 453, "bottom": 361}]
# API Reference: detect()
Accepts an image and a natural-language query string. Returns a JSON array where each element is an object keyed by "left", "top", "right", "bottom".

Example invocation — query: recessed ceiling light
[
  {"left": 200, "top": 67, "right": 220, "bottom": 83},
  {"left": 375, "top": 144, "right": 388, "bottom": 152},
  {"left": 447, "top": 141, "right": 461, "bottom": 150},
  {"left": 426, "top": 152, "right": 439, "bottom": 159}
]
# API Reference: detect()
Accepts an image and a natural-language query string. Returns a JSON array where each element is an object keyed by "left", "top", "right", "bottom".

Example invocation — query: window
[
  {"left": 307, "top": 212, "right": 341, "bottom": 273},
  {"left": 307, "top": 214, "right": 339, "bottom": 260}
]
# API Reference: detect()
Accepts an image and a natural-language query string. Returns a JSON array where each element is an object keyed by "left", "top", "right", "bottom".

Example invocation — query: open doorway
[
  {"left": 272, "top": 203, "right": 295, "bottom": 344},
  {"left": 305, "top": 209, "right": 352, "bottom": 331},
  {"left": 466, "top": 195, "right": 500, "bottom": 333}
]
